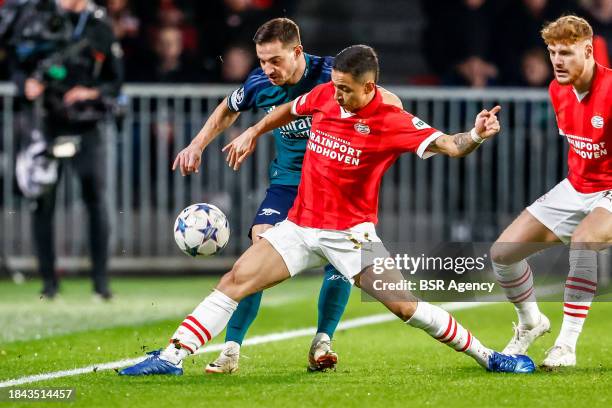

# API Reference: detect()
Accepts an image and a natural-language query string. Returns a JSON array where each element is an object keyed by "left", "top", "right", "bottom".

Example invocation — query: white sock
[
  {"left": 160, "top": 289, "right": 238, "bottom": 364},
  {"left": 555, "top": 249, "right": 597, "bottom": 350},
  {"left": 493, "top": 260, "right": 540, "bottom": 328},
  {"left": 312, "top": 332, "right": 331, "bottom": 344},
  {"left": 407, "top": 301, "right": 492, "bottom": 368},
  {"left": 223, "top": 341, "right": 240, "bottom": 350}
]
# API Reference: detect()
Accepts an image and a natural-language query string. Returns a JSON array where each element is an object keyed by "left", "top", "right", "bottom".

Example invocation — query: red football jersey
[
  {"left": 288, "top": 82, "right": 443, "bottom": 229},
  {"left": 549, "top": 63, "right": 612, "bottom": 193}
]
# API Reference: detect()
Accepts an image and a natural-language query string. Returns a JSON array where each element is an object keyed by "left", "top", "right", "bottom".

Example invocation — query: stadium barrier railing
[{"left": 0, "top": 83, "right": 608, "bottom": 282}]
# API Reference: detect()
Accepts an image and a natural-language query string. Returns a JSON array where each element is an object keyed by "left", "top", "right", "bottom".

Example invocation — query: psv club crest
[
  {"left": 354, "top": 122, "right": 370, "bottom": 134},
  {"left": 591, "top": 115, "right": 604, "bottom": 129}
]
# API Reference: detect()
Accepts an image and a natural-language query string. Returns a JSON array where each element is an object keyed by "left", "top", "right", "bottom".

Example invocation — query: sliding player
[{"left": 121, "top": 44, "right": 535, "bottom": 376}]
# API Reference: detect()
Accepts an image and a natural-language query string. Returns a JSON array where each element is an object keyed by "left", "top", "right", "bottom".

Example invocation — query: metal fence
[{"left": 0, "top": 83, "right": 567, "bottom": 271}]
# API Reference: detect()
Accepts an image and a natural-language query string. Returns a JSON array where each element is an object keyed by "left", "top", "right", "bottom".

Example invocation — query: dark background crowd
[{"left": 0, "top": 0, "right": 611, "bottom": 86}]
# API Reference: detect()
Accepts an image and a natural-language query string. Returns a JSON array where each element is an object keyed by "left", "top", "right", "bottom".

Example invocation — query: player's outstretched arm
[
  {"left": 223, "top": 101, "right": 296, "bottom": 171},
  {"left": 427, "top": 105, "right": 501, "bottom": 158},
  {"left": 172, "top": 97, "right": 240, "bottom": 176}
]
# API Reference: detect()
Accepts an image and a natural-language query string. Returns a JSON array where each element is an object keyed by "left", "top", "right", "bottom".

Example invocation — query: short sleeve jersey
[
  {"left": 288, "top": 82, "right": 443, "bottom": 230},
  {"left": 227, "top": 53, "right": 333, "bottom": 186},
  {"left": 549, "top": 63, "right": 612, "bottom": 193}
]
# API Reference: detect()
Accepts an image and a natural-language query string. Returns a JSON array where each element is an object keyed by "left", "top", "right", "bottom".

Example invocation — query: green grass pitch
[{"left": 1, "top": 276, "right": 611, "bottom": 407}]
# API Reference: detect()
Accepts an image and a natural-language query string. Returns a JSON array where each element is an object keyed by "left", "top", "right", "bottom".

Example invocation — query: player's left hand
[
  {"left": 63, "top": 86, "right": 100, "bottom": 105},
  {"left": 222, "top": 127, "right": 258, "bottom": 171},
  {"left": 474, "top": 105, "right": 501, "bottom": 140}
]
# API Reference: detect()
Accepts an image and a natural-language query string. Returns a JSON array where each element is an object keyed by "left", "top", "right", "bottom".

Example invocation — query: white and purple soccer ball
[{"left": 173, "top": 203, "right": 230, "bottom": 258}]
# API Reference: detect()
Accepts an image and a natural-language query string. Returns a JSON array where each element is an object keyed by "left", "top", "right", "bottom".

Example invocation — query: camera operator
[{"left": 1, "top": 0, "right": 123, "bottom": 300}]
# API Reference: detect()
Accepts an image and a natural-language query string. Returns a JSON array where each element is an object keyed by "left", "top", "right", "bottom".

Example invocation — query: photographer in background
[{"left": 1, "top": 0, "right": 123, "bottom": 300}]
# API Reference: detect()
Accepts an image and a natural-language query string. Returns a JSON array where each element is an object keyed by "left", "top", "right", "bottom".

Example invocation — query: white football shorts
[
  {"left": 260, "top": 219, "right": 389, "bottom": 283},
  {"left": 527, "top": 178, "right": 612, "bottom": 243}
]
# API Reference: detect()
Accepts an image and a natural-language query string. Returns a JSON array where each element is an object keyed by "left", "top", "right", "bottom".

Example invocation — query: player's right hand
[
  {"left": 172, "top": 144, "right": 204, "bottom": 176},
  {"left": 222, "top": 127, "right": 258, "bottom": 171}
]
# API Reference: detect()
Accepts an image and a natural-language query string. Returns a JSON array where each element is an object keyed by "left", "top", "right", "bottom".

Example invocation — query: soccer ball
[{"left": 173, "top": 203, "right": 230, "bottom": 257}]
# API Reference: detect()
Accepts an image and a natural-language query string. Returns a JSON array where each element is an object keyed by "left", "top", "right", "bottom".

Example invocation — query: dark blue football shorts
[{"left": 249, "top": 184, "right": 298, "bottom": 239}]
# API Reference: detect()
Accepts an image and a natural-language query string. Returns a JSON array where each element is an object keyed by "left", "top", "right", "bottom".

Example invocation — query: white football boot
[
  {"left": 541, "top": 344, "right": 576, "bottom": 369},
  {"left": 205, "top": 341, "right": 240, "bottom": 374},
  {"left": 307, "top": 333, "right": 338, "bottom": 372},
  {"left": 502, "top": 313, "right": 551, "bottom": 355}
]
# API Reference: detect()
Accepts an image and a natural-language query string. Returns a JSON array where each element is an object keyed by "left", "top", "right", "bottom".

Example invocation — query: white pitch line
[{"left": 0, "top": 300, "right": 497, "bottom": 389}]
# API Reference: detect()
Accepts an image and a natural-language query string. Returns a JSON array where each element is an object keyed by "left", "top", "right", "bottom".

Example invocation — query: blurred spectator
[
  {"left": 108, "top": 0, "right": 140, "bottom": 40},
  {"left": 195, "top": 0, "right": 273, "bottom": 75},
  {"left": 493, "top": 0, "right": 577, "bottom": 85},
  {"left": 107, "top": 0, "right": 142, "bottom": 71},
  {"left": 219, "top": 43, "right": 256, "bottom": 83},
  {"left": 133, "top": 25, "right": 204, "bottom": 82},
  {"left": 126, "top": 1, "right": 200, "bottom": 56},
  {"left": 520, "top": 48, "right": 553, "bottom": 87},
  {"left": 422, "top": 0, "right": 501, "bottom": 87},
  {"left": 455, "top": 56, "right": 499, "bottom": 88},
  {"left": 579, "top": 0, "right": 612, "bottom": 66},
  {"left": 156, "top": 1, "right": 199, "bottom": 54}
]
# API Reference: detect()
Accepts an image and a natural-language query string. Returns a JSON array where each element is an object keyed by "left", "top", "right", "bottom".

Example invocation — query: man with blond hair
[{"left": 490, "top": 15, "right": 612, "bottom": 368}]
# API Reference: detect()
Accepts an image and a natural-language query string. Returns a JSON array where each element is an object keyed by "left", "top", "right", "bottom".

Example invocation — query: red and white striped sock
[
  {"left": 407, "top": 301, "right": 492, "bottom": 368},
  {"left": 160, "top": 289, "right": 238, "bottom": 364},
  {"left": 493, "top": 259, "right": 540, "bottom": 328},
  {"left": 555, "top": 249, "right": 597, "bottom": 350}
]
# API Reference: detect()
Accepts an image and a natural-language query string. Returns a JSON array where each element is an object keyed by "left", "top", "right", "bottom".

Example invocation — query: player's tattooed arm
[
  {"left": 426, "top": 105, "right": 501, "bottom": 158},
  {"left": 428, "top": 132, "right": 480, "bottom": 157}
]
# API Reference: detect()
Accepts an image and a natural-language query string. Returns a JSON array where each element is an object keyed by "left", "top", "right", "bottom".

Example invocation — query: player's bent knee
[
  {"left": 570, "top": 228, "right": 601, "bottom": 250},
  {"left": 228, "top": 259, "right": 254, "bottom": 287},
  {"left": 217, "top": 262, "right": 257, "bottom": 300},
  {"left": 490, "top": 241, "right": 514, "bottom": 266}
]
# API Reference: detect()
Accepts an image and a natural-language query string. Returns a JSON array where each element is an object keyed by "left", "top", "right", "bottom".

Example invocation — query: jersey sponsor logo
[
  {"left": 259, "top": 208, "right": 281, "bottom": 216},
  {"left": 354, "top": 122, "right": 370, "bottom": 134},
  {"left": 307, "top": 129, "right": 362, "bottom": 166},
  {"left": 591, "top": 115, "right": 604, "bottom": 129},
  {"left": 565, "top": 134, "right": 608, "bottom": 160},
  {"left": 265, "top": 106, "right": 311, "bottom": 139},
  {"left": 412, "top": 117, "right": 431, "bottom": 130},
  {"left": 279, "top": 116, "right": 312, "bottom": 139}
]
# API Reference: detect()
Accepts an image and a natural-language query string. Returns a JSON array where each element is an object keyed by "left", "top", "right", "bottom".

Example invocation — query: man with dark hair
[
  {"left": 170, "top": 17, "right": 351, "bottom": 374},
  {"left": 121, "top": 44, "right": 536, "bottom": 376},
  {"left": 252, "top": 16, "right": 301, "bottom": 45},
  {"left": 331, "top": 43, "right": 379, "bottom": 82}
]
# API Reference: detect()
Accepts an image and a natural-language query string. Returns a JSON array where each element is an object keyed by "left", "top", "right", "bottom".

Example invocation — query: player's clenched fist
[
  {"left": 474, "top": 105, "right": 501, "bottom": 140},
  {"left": 172, "top": 144, "right": 204, "bottom": 176},
  {"left": 222, "top": 127, "right": 258, "bottom": 171}
]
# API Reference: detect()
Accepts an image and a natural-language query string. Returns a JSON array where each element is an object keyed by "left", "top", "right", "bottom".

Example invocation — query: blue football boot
[
  {"left": 118, "top": 350, "right": 183, "bottom": 376},
  {"left": 487, "top": 351, "right": 536, "bottom": 373}
]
